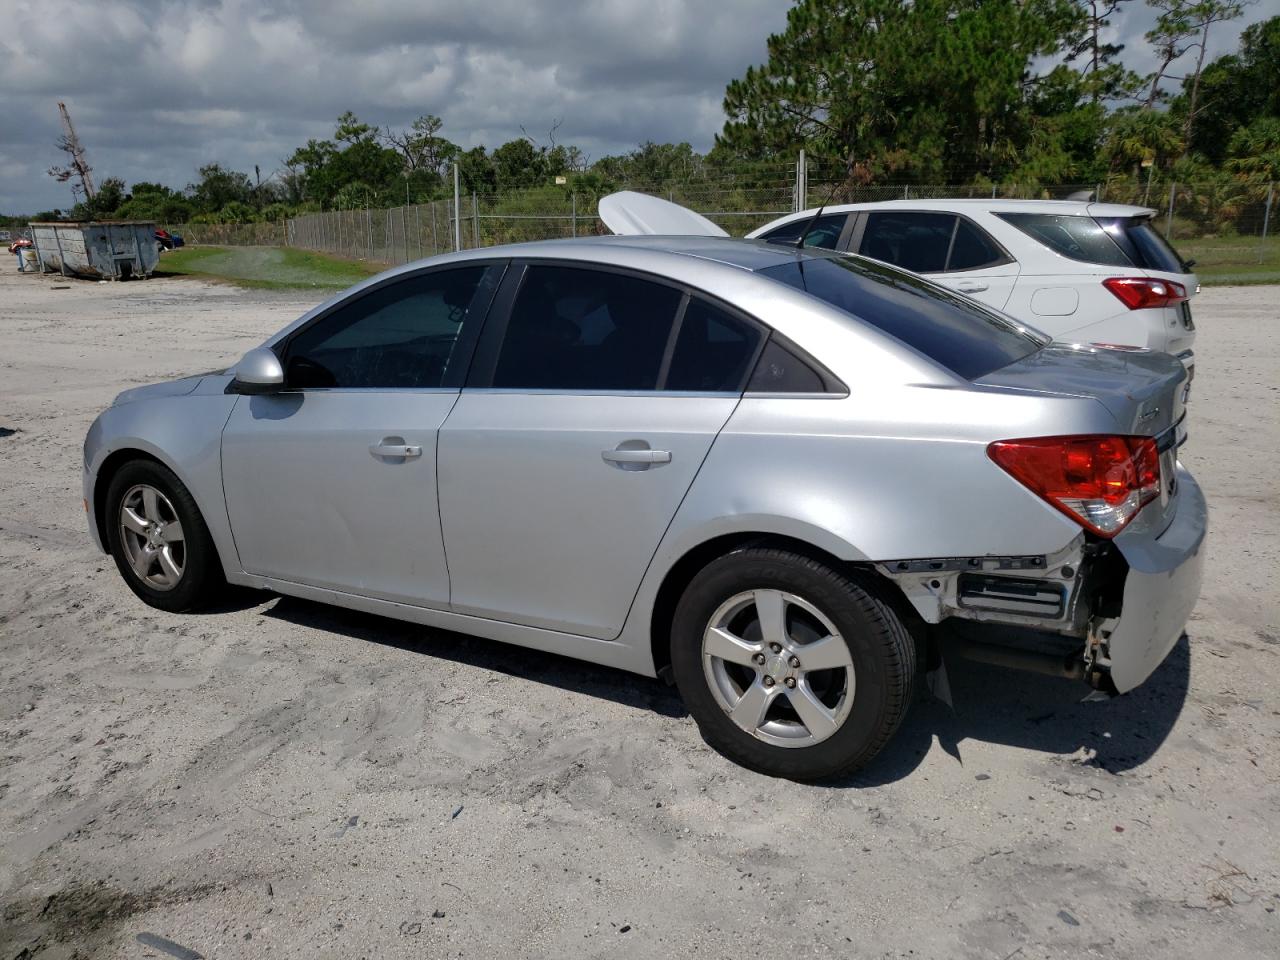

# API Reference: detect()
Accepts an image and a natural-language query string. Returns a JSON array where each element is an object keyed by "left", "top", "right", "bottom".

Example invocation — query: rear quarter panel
[
  {"left": 665, "top": 386, "right": 1115, "bottom": 564},
  {"left": 616, "top": 382, "right": 1119, "bottom": 669}
]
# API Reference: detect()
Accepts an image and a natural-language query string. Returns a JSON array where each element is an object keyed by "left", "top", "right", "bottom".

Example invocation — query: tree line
[{"left": 26, "top": 1, "right": 1279, "bottom": 228}]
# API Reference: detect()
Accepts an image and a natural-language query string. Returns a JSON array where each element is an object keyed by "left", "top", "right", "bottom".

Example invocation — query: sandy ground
[{"left": 1, "top": 266, "right": 1277, "bottom": 960}]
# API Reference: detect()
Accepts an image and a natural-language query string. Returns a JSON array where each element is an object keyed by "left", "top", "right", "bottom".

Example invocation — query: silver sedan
[{"left": 82, "top": 235, "right": 1206, "bottom": 780}]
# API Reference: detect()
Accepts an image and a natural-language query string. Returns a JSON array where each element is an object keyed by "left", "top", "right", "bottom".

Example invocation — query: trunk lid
[{"left": 974, "top": 343, "right": 1187, "bottom": 438}]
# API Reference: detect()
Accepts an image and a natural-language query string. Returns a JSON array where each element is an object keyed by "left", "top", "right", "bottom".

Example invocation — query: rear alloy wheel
[
  {"left": 671, "top": 548, "right": 915, "bottom": 780},
  {"left": 105, "top": 459, "right": 223, "bottom": 612}
]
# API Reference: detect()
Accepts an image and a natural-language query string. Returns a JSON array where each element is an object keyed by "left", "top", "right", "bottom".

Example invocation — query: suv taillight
[
  {"left": 988, "top": 435, "right": 1160, "bottom": 537},
  {"left": 1102, "top": 276, "right": 1188, "bottom": 310}
]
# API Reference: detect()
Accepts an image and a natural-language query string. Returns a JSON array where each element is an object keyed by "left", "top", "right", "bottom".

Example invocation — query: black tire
[
  {"left": 670, "top": 547, "right": 915, "bottom": 781},
  {"left": 104, "top": 459, "right": 224, "bottom": 612}
]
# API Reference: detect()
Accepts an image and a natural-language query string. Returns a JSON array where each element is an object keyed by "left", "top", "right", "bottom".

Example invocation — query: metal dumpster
[{"left": 28, "top": 221, "right": 160, "bottom": 280}]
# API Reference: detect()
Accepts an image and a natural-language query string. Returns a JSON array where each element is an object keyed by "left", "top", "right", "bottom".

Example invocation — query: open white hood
[{"left": 598, "top": 191, "right": 729, "bottom": 237}]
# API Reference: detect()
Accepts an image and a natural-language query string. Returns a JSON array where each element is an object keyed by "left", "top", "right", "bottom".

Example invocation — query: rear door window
[
  {"left": 759, "top": 254, "right": 1041, "bottom": 380},
  {"left": 996, "top": 213, "right": 1131, "bottom": 267},
  {"left": 946, "top": 218, "right": 1008, "bottom": 271},
  {"left": 492, "top": 266, "right": 683, "bottom": 391},
  {"left": 858, "top": 212, "right": 955, "bottom": 273},
  {"left": 761, "top": 213, "right": 848, "bottom": 250},
  {"left": 665, "top": 298, "right": 763, "bottom": 392}
]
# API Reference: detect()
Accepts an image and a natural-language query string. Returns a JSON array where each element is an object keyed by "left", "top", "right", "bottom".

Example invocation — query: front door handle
[
  {"left": 602, "top": 442, "right": 672, "bottom": 470},
  {"left": 956, "top": 280, "right": 989, "bottom": 293},
  {"left": 370, "top": 440, "right": 422, "bottom": 459}
]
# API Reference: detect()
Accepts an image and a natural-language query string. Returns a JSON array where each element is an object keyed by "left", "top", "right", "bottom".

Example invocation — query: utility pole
[{"left": 51, "top": 101, "right": 96, "bottom": 201}]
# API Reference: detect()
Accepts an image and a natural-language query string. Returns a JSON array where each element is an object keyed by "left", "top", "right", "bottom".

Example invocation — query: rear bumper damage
[
  {"left": 1100, "top": 465, "right": 1207, "bottom": 691},
  {"left": 879, "top": 464, "right": 1207, "bottom": 694}
]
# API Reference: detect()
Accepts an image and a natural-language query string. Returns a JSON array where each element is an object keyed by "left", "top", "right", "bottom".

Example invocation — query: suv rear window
[
  {"left": 996, "top": 213, "right": 1131, "bottom": 267},
  {"left": 1096, "top": 217, "right": 1188, "bottom": 273},
  {"left": 997, "top": 212, "right": 1190, "bottom": 274},
  {"left": 758, "top": 254, "right": 1042, "bottom": 380}
]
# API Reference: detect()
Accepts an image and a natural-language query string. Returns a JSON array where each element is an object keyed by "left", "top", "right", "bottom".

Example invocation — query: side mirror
[{"left": 229, "top": 346, "right": 285, "bottom": 395}]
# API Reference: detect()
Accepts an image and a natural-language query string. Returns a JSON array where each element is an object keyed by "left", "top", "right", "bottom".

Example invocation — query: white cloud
[
  {"left": 0, "top": 0, "right": 789, "bottom": 212},
  {"left": 0, "top": 0, "right": 1273, "bottom": 213}
]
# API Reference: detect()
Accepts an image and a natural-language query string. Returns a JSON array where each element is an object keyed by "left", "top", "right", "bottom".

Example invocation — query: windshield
[{"left": 758, "top": 254, "right": 1044, "bottom": 380}]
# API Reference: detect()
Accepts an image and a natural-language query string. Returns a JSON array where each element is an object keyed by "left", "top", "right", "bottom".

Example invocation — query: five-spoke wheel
[
  {"left": 105, "top": 459, "right": 223, "bottom": 612},
  {"left": 118, "top": 484, "right": 186, "bottom": 590},
  {"left": 703, "top": 589, "right": 855, "bottom": 747},
  {"left": 671, "top": 547, "right": 915, "bottom": 780}
]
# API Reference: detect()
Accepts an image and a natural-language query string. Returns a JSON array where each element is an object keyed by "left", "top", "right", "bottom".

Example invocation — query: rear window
[
  {"left": 758, "top": 254, "right": 1042, "bottom": 380},
  {"left": 1097, "top": 217, "right": 1188, "bottom": 273},
  {"left": 997, "top": 213, "right": 1131, "bottom": 267}
]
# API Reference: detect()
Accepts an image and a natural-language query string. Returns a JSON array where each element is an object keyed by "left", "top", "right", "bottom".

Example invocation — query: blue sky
[{"left": 1, "top": 0, "right": 1273, "bottom": 213}]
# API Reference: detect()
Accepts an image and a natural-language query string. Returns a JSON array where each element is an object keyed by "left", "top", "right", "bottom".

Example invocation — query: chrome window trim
[
  {"left": 741, "top": 391, "right": 846, "bottom": 400},
  {"left": 272, "top": 386, "right": 462, "bottom": 396},
  {"left": 459, "top": 388, "right": 744, "bottom": 399}
]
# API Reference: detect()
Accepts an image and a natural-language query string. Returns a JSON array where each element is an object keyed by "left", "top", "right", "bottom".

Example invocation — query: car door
[
  {"left": 220, "top": 262, "right": 504, "bottom": 607},
  {"left": 852, "top": 210, "right": 1019, "bottom": 310},
  {"left": 437, "top": 263, "right": 765, "bottom": 640}
]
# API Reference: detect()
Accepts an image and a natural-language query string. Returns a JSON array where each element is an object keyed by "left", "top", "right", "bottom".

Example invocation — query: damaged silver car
[{"left": 83, "top": 197, "right": 1206, "bottom": 780}]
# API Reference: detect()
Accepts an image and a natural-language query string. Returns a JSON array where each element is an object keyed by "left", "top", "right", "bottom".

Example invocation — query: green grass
[
  {"left": 1173, "top": 234, "right": 1280, "bottom": 286},
  {"left": 154, "top": 235, "right": 1279, "bottom": 290},
  {"left": 155, "top": 245, "right": 381, "bottom": 290}
]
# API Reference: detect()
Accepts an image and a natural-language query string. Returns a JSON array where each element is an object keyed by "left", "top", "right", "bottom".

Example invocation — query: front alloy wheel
[
  {"left": 105, "top": 459, "right": 223, "bottom": 612},
  {"left": 118, "top": 484, "right": 186, "bottom": 590}
]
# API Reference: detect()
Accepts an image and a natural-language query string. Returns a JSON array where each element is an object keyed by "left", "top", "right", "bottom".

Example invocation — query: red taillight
[
  {"left": 988, "top": 435, "right": 1160, "bottom": 537},
  {"left": 1103, "top": 276, "right": 1188, "bottom": 310}
]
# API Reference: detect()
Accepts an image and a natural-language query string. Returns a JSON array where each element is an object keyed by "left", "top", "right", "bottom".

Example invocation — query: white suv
[{"left": 748, "top": 200, "right": 1197, "bottom": 373}]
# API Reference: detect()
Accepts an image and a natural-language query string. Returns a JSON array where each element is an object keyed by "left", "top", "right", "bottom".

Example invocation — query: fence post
[
  {"left": 571, "top": 193, "right": 577, "bottom": 238},
  {"left": 472, "top": 192, "right": 479, "bottom": 248},
  {"left": 453, "top": 162, "right": 462, "bottom": 252},
  {"left": 1165, "top": 181, "right": 1176, "bottom": 240},
  {"left": 1260, "top": 182, "right": 1275, "bottom": 264},
  {"left": 796, "top": 149, "right": 807, "bottom": 212}
]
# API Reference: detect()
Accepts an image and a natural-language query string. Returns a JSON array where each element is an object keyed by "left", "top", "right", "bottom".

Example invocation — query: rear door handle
[
  {"left": 956, "top": 280, "right": 989, "bottom": 293},
  {"left": 602, "top": 448, "right": 671, "bottom": 464},
  {"left": 370, "top": 440, "right": 422, "bottom": 459}
]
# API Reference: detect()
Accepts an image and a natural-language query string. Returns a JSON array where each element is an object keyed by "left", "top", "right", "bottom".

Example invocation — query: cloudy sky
[{"left": 1, "top": 0, "right": 1272, "bottom": 213}]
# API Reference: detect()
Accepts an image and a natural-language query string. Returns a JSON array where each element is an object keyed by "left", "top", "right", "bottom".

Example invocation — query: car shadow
[
  {"left": 845, "top": 633, "right": 1192, "bottom": 788},
  {"left": 260, "top": 595, "right": 689, "bottom": 719},
  {"left": 253, "top": 594, "right": 1190, "bottom": 783}
]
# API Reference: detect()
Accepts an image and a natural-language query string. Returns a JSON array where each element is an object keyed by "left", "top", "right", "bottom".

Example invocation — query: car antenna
[{"left": 793, "top": 178, "right": 843, "bottom": 250}]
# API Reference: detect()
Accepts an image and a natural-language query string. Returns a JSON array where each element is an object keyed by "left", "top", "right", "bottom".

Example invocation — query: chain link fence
[
  {"left": 165, "top": 221, "right": 288, "bottom": 246},
  {"left": 167, "top": 160, "right": 1276, "bottom": 281}
]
